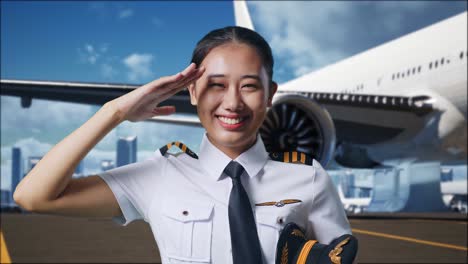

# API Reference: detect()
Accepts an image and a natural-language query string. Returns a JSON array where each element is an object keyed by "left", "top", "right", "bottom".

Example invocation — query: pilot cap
[{"left": 276, "top": 222, "right": 358, "bottom": 264}]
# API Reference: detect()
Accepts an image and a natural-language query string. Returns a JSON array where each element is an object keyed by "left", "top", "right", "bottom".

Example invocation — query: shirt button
[
  {"left": 277, "top": 217, "right": 284, "bottom": 224},
  {"left": 182, "top": 210, "right": 189, "bottom": 216}
]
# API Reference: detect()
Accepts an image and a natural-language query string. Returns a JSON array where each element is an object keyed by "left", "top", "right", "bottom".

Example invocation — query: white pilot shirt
[{"left": 98, "top": 133, "right": 351, "bottom": 264}]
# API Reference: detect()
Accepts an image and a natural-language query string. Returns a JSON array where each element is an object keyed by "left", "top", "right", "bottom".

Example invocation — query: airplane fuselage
[{"left": 279, "top": 12, "right": 467, "bottom": 165}]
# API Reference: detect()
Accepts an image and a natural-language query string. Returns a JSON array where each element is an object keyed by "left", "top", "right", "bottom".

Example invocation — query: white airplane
[
  {"left": 1, "top": 2, "right": 466, "bottom": 171},
  {"left": 234, "top": 1, "right": 467, "bottom": 168}
]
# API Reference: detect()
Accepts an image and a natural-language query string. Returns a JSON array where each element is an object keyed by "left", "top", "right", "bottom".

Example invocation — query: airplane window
[
  {"left": 392, "top": 74, "right": 395, "bottom": 80},
  {"left": 460, "top": 51, "right": 464, "bottom": 59},
  {"left": 441, "top": 58, "right": 445, "bottom": 65},
  {"left": 407, "top": 69, "right": 410, "bottom": 76},
  {"left": 429, "top": 62, "right": 433, "bottom": 69},
  {"left": 435, "top": 61, "right": 438, "bottom": 68},
  {"left": 397, "top": 73, "right": 400, "bottom": 78},
  {"left": 418, "top": 66, "right": 421, "bottom": 72},
  {"left": 402, "top": 72, "right": 405, "bottom": 78},
  {"left": 412, "top": 68, "right": 416, "bottom": 74}
]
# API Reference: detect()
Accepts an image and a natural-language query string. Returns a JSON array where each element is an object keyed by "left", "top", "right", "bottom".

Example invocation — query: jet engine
[{"left": 260, "top": 94, "right": 336, "bottom": 167}]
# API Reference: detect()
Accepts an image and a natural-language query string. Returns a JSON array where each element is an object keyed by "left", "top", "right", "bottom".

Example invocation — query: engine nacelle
[{"left": 260, "top": 94, "right": 336, "bottom": 167}]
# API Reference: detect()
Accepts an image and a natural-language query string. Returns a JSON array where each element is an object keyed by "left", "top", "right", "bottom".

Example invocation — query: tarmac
[{"left": 1, "top": 211, "right": 467, "bottom": 263}]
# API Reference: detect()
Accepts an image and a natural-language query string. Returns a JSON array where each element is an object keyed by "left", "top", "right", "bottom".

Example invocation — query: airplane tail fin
[{"left": 233, "top": 0, "right": 254, "bottom": 30}]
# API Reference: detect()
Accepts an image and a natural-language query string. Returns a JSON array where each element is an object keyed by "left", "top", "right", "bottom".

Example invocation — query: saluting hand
[{"left": 109, "top": 63, "right": 205, "bottom": 122}]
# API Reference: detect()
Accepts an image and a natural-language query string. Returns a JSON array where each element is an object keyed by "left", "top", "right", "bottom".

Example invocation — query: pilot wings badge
[{"left": 256, "top": 199, "right": 302, "bottom": 207}]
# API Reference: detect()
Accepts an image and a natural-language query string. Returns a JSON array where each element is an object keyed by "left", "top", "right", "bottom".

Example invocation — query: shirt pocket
[
  {"left": 162, "top": 199, "right": 214, "bottom": 264},
  {"left": 255, "top": 208, "right": 301, "bottom": 264}
]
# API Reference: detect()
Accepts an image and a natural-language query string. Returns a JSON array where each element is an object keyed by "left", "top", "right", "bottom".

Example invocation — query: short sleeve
[
  {"left": 98, "top": 150, "right": 167, "bottom": 226},
  {"left": 306, "top": 159, "right": 352, "bottom": 244}
]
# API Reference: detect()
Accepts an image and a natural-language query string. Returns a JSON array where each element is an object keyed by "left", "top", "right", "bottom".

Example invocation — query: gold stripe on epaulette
[
  {"left": 284, "top": 152, "right": 290, "bottom": 163},
  {"left": 292, "top": 151, "right": 297, "bottom": 162},
  {"left": 160, "top": 141, "right": 198, "bottom": 159},
  {"left": 300, "top": 153, "right": 305, "bottom": 163}
]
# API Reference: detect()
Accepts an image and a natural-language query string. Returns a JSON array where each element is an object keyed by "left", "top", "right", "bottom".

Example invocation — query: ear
[
  {"left": 267, "top": 81, "right": 278, "bottom": 107},
  {"left": 188, "top": 82, "right": 198, "bottom": 106}
]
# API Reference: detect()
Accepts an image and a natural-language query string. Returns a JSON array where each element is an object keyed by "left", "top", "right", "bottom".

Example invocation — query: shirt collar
[{"left": 198, "top": 133, "right": 269, "bottom": 181}]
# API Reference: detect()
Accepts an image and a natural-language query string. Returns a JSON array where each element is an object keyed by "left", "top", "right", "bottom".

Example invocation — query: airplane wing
[
  {"left": 276, "top": 90, "right": 434, "bottom": 145},
  {"left": 0, "top": 79, "right": 202, "bottom": 126}
]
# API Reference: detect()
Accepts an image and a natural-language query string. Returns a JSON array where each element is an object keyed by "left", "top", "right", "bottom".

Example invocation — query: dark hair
[{"left": 191, "top": 26, "right": 274, "bottom": 82}]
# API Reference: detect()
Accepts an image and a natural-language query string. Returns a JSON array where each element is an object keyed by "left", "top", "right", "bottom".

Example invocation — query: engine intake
[{"left": 260, "top": 94, "right": 336, "bottom": 167}]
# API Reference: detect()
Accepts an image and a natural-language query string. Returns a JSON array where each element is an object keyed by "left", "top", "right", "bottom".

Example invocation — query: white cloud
[
  {"left": 77, "top": 43, "right": 121, "bottom": 79},
  {"left": 250, "top": 2, "right": 351, "bottom": 78},
  {"left": 101, "top": 63, "right": 118, "bottom": 79},
  {"left": 99, "top": 43, "right": 109, "bottom": 53},
  {"left": 123, "top": 53, "right": 154, "bottom": 82},
  {"left": 119, "top": 9, "right": 134, "bottom": 19},
  {"left": 248, "top": 1, "right": 437, "bottom": 80},
  {"left": 78, "top": 43, "right": 102, "bottom": 65},
  {"left": 1, "top": 96, "right": 95, "bottom": 132}
]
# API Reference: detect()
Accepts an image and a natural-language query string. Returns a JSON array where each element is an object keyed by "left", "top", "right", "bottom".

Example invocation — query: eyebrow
[{"left": 207, "top": 74, "right": 261, "bottom": 81}]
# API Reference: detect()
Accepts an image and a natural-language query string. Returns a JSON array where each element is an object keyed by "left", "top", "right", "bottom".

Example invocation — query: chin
[{"left": 210, "top": 130, "right": 256, "bottom": 150}]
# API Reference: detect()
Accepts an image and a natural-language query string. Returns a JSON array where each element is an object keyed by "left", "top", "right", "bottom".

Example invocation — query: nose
[{"left": 223, "top": 85, "right": 244, "bottom": 111}]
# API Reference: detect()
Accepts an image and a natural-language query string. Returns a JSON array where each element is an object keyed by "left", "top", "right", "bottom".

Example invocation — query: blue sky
[
  {"left": 1, "top": 1, "right": 467, "bottom": 191},
  {"left": 2, "top": 1, "right": 466, "bottom": 84}
]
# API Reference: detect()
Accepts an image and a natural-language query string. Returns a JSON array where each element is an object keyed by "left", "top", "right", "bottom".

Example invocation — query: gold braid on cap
[{"left": 329, "top": 237, "right": 350, "bottom": 264}]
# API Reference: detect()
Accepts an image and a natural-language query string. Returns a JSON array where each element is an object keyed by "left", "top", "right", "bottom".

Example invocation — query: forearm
[{"left": 14, "top": 102, "right": 123, "bottom": 208}]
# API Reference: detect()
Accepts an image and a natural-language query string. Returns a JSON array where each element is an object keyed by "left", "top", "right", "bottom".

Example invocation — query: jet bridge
[{"left": 367, "top": 161, "right": 448, "bottom": 212}]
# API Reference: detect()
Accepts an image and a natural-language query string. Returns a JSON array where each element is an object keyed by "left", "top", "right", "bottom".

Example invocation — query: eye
[
  {"left": 208, "top": 82, "right": 224, "bottom": 88},
  {"left": 242, "top": 83, "right": 259, "bottom": 90}
]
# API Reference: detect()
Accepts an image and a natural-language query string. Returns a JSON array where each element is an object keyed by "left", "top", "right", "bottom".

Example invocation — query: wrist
[{"left": 102, "top": 101, "right": 125, "bottom": 125}]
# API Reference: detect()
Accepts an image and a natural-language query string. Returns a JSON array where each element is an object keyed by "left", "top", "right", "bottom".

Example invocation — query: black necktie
[{"left": 224, "top": 161, "right": 263, "bottom": 264}]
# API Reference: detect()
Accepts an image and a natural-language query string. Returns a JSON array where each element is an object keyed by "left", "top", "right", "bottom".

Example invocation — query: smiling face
[{"left": 188, "top": 43, "right": 277, "bottom": 159}]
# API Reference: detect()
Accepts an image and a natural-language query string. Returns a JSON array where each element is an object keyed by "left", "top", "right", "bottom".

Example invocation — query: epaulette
[
  {"left": 269, "top": 151, "right": 313, "bottom": 165},
  {"left": 159, "top": 141, "right": 198, "bottom": 159}
]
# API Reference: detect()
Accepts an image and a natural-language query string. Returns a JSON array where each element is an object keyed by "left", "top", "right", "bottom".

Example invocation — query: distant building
[
  {"left": 441, "top": 167, "right": 454, "bottom": 182},
  {"left": 11, "top": 147, "right": 23, "bottom": 204},
  {"left": 101, "top": 160, "right": 115, "bottom": 171},
  {"left": 116, "top": 136, "right": 137, "bottom": 167},
  {"left": 73, "top": 160, "right": 85, "bottom": 178},
  {"left": 1, "top": 189, "right": 11, "bottom": 207},
  {"left": 27, "top": 156, "right": 42, "bottom": 173},
  {"left": 341, "top": 171, "right": 356, "bottom": 198}
]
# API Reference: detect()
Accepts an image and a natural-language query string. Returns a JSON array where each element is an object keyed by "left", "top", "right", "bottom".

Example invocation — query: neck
[{"left": 206, "top": 135, "right": 257, "bottom": 160}]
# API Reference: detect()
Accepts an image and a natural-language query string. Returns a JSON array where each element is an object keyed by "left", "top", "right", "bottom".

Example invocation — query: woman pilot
[{"left": 14, "top": 26, "right": 352, "bottom": 264}]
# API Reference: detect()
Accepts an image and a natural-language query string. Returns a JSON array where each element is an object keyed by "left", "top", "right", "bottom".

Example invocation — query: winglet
[{"left": 233, "top": 0, "right": 254, "bottom": 30}]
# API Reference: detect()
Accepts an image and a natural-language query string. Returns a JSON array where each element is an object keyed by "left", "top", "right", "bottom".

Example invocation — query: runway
[{"left": 1, "top": 212, "right": 466, "bottom": 263}]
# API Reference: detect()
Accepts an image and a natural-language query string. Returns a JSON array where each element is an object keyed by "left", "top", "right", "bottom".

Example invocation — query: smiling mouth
[{"left": 216, "top": 115, "right": 249, "bottom": 126}]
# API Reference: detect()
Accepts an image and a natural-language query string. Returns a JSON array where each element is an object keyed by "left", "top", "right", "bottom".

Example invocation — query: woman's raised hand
[{"left": 109, "top": 63, "right": 205, "bottom": 122}]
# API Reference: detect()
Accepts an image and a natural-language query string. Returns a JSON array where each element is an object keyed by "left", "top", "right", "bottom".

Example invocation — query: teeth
[{"left": 218, "top": 116, "right": 243, "bottom": 125}]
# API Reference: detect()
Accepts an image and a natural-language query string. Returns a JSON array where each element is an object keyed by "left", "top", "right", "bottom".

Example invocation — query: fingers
[
  {"left": 163, "top": 65, "right": 204, "bottom": 91},
  {"left": 151, "top": 63, "right": 197, "bottom": 88},
  {"left": 151, "top": 106, "right": 176, "bottom": 116},
  {"left": 156, "top": 68, "right": 204, "bottom": 103}
]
